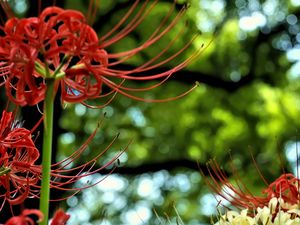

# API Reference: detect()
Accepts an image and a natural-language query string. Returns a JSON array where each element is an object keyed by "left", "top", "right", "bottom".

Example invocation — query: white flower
[
  {"left": 255, "top": 206, "right": 271, "bottom": 225},
  {"left": 272, "top": 210, "right": 291, "bottom": 225},
  {"left": 214, "top": 209, "right": 255, "bottom": 225},
  {"left": 213, "top": 198, "right": 300, "bottom": 225}
]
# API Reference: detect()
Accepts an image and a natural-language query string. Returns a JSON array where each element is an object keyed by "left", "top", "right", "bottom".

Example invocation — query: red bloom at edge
[
  {"left": 0, "top": 109, "right": 125, "bottom": 211},
  {"left": 4, "top": 209, "right": 43, "bottom": 225},
  {"left": 263, "top": 173, "right": 300, "bottom": 205},
  {"left": 4, "top": 208, "right": 69, "bottom": 225},
  {"left": 0, "top": 0, "right": 204, "bottom": 106},
  {"left": 205, "top": 159, "right": 300, "bottom": 211},
  {"left": 0, "top": 110, "right": 40, "bottom": 210}
]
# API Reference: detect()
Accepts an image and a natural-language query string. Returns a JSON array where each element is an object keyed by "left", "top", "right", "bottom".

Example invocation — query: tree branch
[{"left": 98, "top": 159, "right": 213, "bottom": 176}]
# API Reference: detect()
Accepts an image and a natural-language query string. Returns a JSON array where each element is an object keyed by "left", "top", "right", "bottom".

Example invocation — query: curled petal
[
  {"left": 4, "top": 209, "right": 43, "bottom": 225},
  {"left": 263, "top": 173, "right": 300, "bottom": 205},
  {"left": 0, "top": 110, "right": 41, "bottom": 209},
  {"left": 50, "top": 209, "right": 70, "bottom": 225}
]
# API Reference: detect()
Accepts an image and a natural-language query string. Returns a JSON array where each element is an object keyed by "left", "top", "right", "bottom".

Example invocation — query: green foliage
[{"left": 53, "top": 0, "right": 300, "bottom": 224}]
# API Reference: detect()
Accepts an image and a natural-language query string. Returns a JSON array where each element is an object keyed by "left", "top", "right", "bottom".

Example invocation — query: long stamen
[
  {"left": 99, "top": 0, "right": 140, "bottom": 42},
  {"left": 100, "top": 0, "right": 157, "bottom": 48},
  {"left": 106, "top": 3, "right": 187, "bottom": 59}
]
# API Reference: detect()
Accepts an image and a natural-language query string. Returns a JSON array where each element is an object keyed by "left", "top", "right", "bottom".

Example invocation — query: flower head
[
  {"left": 263, "top": 173, "right": 300, "bottom": 205},
  {"left": 4, "top": 209, "right": 43, "bottom": 225},
  {"left": 205, "top": 159, "right": 300, "bottom": 211},
  {"left": 0, "top": 109, "right": 123, "bottom": 212},
  {"left": 3, "top": 208, "right": 69, "bottom": 225},
  {"left": 0, "top": 0, "right": 203, "bottom": 106},
  {"left": 213, "top": 200, "right": 300, "bottom": 225},
  {"left": 0, "top": 110, "right": 40, "bottom": 210},
  {"left": 207, "top": 158, "right": 300, "bottom": 225}
]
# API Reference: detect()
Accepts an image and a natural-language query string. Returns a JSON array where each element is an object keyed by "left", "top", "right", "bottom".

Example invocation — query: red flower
[
  {"left": 0, "top": 109, "right": 123, "bottom": 210},
  {"left": 0, "top": 1, "right": 202, "bottom": 106},
  {"left": 3, "top": 208, "right": 69, "bottom": 225},
  {"left": 263, "top": 173, "right": 300, "bottom": 205},
  {"left": 205, "top": 159, "right": 300, "bottom": 211},
  {"left": 50, "top": 209, "right": 70, "bottom": 225},
  {"left": 0, "top": 110, "right": 41, "bottom": 210},
  {"left": 4, "top": 209, "right": 43, "bottom": 225}
]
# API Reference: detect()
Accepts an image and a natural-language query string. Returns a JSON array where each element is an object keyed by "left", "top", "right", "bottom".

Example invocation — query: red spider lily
[
  {"left": 4, "top": 208, "right": 69, "bottom": 225},
  {"left": 0, "top": 110, "right": 41, "bottom": 210},
  {"left": 0, "top": 0, "right": 204, "bottom": 107},
  {"left": 4, "top": 209, "right": 43, "bottom": 225},
  {"left": 204, "top": 159, "right": 300, "bottom": 211},
  {"left": 204, "top": 159, "right": 269, "bottom": 210},
  {"left": 263, "top": 173, "right": 300, "bottom": 205},
  {"left": 0, "top": 109, "right": 124, "bottom": 210}
]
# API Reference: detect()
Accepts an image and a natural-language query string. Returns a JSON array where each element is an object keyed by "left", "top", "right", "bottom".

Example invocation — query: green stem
[{"left": 39, "top": 78, "right": 55, "bottom": 225}]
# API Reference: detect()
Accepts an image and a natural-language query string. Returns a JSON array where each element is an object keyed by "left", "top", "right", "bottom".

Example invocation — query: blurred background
[{"left": 2, "top": 0, "right": 300, "bottom": 224}]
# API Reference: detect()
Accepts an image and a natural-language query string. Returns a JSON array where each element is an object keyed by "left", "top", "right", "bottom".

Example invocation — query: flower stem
[{"left": 39, "top": 78, "right": 55, "bottom": 225}]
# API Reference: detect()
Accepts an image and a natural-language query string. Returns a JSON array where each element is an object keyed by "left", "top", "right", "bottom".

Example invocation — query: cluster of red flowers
[
  {"left": 0, "top": 111, "right": 69, "bottom": 225},
  {"left": 0, "top": 108, "right": 73, "bottom": 224},
  {"left": 0, "top": 108, "right": 123, "bottom": 196},
  {"left": 0, "top": 107, "right": 124, "bottom": 224},
  {"left": 0, "top": 6, "right": 105, "bottom": 105},
  {"left": 0, "top": 0, "right": 199, "bottom": 107},
  {"left": 0, "top": 0, "right": 201, "bottom": 224}
]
